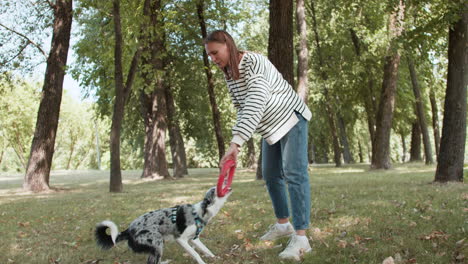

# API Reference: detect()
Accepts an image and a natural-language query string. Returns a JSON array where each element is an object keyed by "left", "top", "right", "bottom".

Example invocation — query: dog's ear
[
  {"left": 201, "top": 188, "right": 216, "bottom": 216},
  {"left": 201, "top": 198, "right": 210, "bottom": 216}
]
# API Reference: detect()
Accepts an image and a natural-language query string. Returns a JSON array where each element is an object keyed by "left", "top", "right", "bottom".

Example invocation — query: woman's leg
[
  {"left": 280, "top": 113, "right": 311, "bottom": 232},
  {"left": 262, "top": 139, "right": 290, "bottom": 220}
]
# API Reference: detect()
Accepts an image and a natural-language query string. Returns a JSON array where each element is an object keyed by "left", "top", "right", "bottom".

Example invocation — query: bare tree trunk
[
  {"left": 244, "top": 138, "right": 257, "bottom": 170},
  {"left": 256, "top": 140, "right": 263, "bottom": 180},
  {"left": 165, "top": 69, "right": 188, "bottom": 178},
  {"left": 296, "top": 0, "right": 308, "bottom": 101},
  {"left": 435, "top": 5, "right": 467, "bottom": 182},
  {"left": 371, "top": 0, "right": 405, "bottom": 169},
  {"left": 0, "top": 149, "right": 3, "bottom": 166},
  {"left": 310, "top": 0, "right": 341, "bottom": 167},
  {"left": 429, "top": 89, "right": 441, "bottom": 158},
  {"left": 66, "top": 137, "right": 76, "bottom": 170},
  {"left": 337, "top": 114, "right": 354, "bottom": 164},
  {"left": 409, "top": 121, "right": 422, "bottom": 162},
  {"left": 24, "top": 0, "right": 72, "bottom": 192},
  {"left": 196, "top": 0, "right": 225, "bottom": 162},
  {"left": 141, "top": 91, "right": 156, "bottom": 178},
  {"left": 358, "top": 140, "right": 364, "bottom": 163},
  {"left": 140, "top": 0, "right": 170, "bottom": 179},
  {"left": 109, "top": 0, "right": 142, "bottom": 191},
  {"left": 309, "top": 135, "right": 316, "bottom": 164},
  {"left": 268, "top": 0, "right": 294, "bottom": 86},
  {"left": 400, "top": 133, "right": 407, "bottom": 163},
  {"left": 407, "top": 56, "right": 434, "bottom": 164},
  {"left": 109, "top": 0, "right": 125, "bottom": 192}
]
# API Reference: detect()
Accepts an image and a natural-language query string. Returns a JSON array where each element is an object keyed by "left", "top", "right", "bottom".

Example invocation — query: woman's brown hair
[{"left": 204, "top": 30, "right": 242, "bottom": 80}]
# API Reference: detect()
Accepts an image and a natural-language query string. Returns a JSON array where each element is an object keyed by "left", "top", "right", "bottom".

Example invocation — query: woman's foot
[
  {"left": 278, "top": 234, "right": 312, "bottom": 261},
  {"left": 259, "top": 222, "right": 295, "bottom": 241}
]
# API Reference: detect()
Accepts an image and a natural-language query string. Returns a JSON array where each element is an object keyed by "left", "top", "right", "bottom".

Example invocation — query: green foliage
[
  {"left": 1, "top": 0, "right": 463, "bottom": 170},
  {"left": 0, "top": 1, "right": 52, "bottom": 72}
]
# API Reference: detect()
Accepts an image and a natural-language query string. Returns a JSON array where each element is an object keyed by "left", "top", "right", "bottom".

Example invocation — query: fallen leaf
[
  {"left": 456, "top": 238, "right": 466, "bottom": 247},
  {"left": 18, "top": 222, "right": 30, "bottom": 227},
  {"left": 337, "top": 240, "right": 347, "bottom": 248},
  {"left": 382, "top": 256, "right": 394, "bottom": 264}
]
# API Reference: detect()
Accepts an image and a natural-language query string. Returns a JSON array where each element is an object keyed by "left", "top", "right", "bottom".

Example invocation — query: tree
[
  {"left": 309, "top": 0, "right": 342, "bottom": 167},
  {"left": 23, "top": 0, "right": 73, "bottom": 192},
  {"left": 371, "top": 0, "right": 405, "bottom": 169},
  {"left": 296, "top": 0, "right": 309, "bottom": 102},
  {"left": 164, "top": 68, "right": 188, "bottom": 177},
  {"left": 407, "top": 56, "right": 434, "bottom": 164},
  {"left": 140, "top": 0, "right": 170, "bottom": 180},
  {"left": 409, "top": 121, "right": 422, "bottom": 162},
  {"left": 268, "top": 0, "right": 294, "bottom": 85},
  {"left": 109, "top": 0, "right": 142, "bottom": 192},
  {"left": 196, "top": 0, "right": 226, "bottom": 162},
  {"left": 435, "top": 4, "right": 467, "bottom": 183},
  {"left": 0, "top": 76, "right": 39, "bottom": 170}
]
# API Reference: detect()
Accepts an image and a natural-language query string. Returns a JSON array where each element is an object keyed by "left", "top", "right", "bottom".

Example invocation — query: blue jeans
[{"left": 262, "top": 112, "right": 311, "bottom": 230}]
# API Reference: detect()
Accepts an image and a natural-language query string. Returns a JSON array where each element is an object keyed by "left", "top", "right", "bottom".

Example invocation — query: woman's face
[{"left": 205, "top": 42, "right": 230, "bottom": 68}]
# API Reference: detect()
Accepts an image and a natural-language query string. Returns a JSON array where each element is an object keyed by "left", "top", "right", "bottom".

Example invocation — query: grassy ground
[{"left": 0, "top": 163, "right": 466, "bottom": 264}]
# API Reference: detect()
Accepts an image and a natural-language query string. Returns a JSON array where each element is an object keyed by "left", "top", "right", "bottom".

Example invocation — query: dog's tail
[{"left": 95, "top": 220, "right": 129, "bottom": 250}]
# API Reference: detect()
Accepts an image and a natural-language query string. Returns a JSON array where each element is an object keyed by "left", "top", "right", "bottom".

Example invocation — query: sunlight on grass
[{"left": 0, "top": 163, "right": 466, "bottom": 264}]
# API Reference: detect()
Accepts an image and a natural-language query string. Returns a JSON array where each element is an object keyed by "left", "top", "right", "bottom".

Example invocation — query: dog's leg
[
  {"left": 176, "top": 238, "right": 206, "bottom": 264},
  {"left": 147, "top": 248, "right": 162, "bottom": 264},
  {"left": 148, "top": 236, "right": 164, "bottom": 264},
  {"left": 191, "top": 238, "right": 215, "bottom": 258},
  {"left": 147, "top": 254, "right": 159, "bottom": 264}
]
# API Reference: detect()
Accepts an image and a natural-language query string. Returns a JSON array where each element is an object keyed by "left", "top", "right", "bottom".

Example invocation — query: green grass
[{"left": 0, "top": 164, "right": 466, "bottom": 264}]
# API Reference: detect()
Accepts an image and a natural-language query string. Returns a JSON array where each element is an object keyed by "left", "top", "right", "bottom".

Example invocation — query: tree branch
[
  {"left": 0, "top": 43, "right": 29, "bottom": 66},
  {"left": 0, "top": 23, "right": 47, "bottom": 58}
]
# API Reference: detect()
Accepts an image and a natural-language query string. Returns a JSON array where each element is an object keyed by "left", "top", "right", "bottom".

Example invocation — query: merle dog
[{"left": 95, "top": 186, "right": 232, "bottom": 264}]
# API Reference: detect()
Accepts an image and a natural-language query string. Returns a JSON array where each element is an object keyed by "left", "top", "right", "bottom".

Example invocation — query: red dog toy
[{"left": 217, "top": 160, "right": 236, "bottom": 197}]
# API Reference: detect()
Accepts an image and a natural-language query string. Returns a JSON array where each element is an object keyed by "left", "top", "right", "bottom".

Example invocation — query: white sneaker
[
  {"left": 260, "top": 222, "right": 295, "bottom": 241},
  {"left": 278, "top": 235, "right": 312, "bottom": 261}
]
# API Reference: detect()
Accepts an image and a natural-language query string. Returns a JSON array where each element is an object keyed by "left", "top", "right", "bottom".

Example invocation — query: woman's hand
[{"left": 220, "top": 143, "right": 240, "bottom": 167}]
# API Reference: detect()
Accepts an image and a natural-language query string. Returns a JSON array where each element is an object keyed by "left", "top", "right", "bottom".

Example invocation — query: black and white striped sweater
[{"left": 226, "top": 52, "right": 311, "bottom": 146}]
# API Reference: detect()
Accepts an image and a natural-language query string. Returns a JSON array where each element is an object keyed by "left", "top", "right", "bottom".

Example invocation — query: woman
[{"left": 204, "top": 30, "right": 312, "bottom": 261}]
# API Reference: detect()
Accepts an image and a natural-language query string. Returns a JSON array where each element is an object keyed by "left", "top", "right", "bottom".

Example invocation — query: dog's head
[{"left": 200, "top": 186, "right": 231, "bottom": 218}]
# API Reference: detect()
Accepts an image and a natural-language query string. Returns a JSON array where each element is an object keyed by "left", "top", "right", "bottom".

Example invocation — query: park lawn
[{"left": 0, "top": 164, "right": 466, "bottom": 264}]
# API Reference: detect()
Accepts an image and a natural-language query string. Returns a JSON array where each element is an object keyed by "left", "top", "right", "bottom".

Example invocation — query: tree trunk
[
  {"left": 349, "top": 28, "right": 376, "bottom": 144},
  {"left": 23, "top": 0, "right": 72, "bottom": 192},
  {"left": 66, "top": 137, "right": 76, "bottom": 170},
  {"left": 165, "top": 69, "right": 188, "bottom": 178},
  {"left": 429, "top": 89, "right": 441, "bottom": 158},
  {"left": 371, "top": 0, "right": 404, "bottom": 169},
  {"left": 435, "top": 6, "right": 467, "bottom": 183},
  {"left": 309, "top": 135, "right": 316, "bottom": 164},
  {"left": 407, "top": 56, "right": 434, "bottom": 164},
  {"left": 196, "top": 0, "right": 225, "bottom": 162},
  {"left": 337, "top": 114, "right": 354, "bottom": 164},
  {"left": 409, "top": 121, "right": 422, "bottom": 162},
  {"left": 310, "top": 0, "right": 341, "bottom": 167},
  {"left": 109, "top": 0, "right": 125, "bottom": 192},
  {"left": 244, "top": 138, "right": 257, "bottom": 170},
  {"left": 400, "top": 133, "right": 407, "bottom": 163},
  {"left": 94, "top": 120, "right": 101, "bottom": 170},
  {"left": 140, "top": 0, "right": 170, "bottom": 179},
  {"left": 358, "top": 140, "right": 364, "bottom": 163},
  {"left": 256, "top": 139, "right": 263, "bottom": 180},
  {"left": 268, "top": 0, "right": 294, "bottom": 86},
  {"left": 109, "top": 0, "right": 142, "bottom": 191},
  {"left": 296, "top": 0, "right": 308, "bottom": 101}
]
